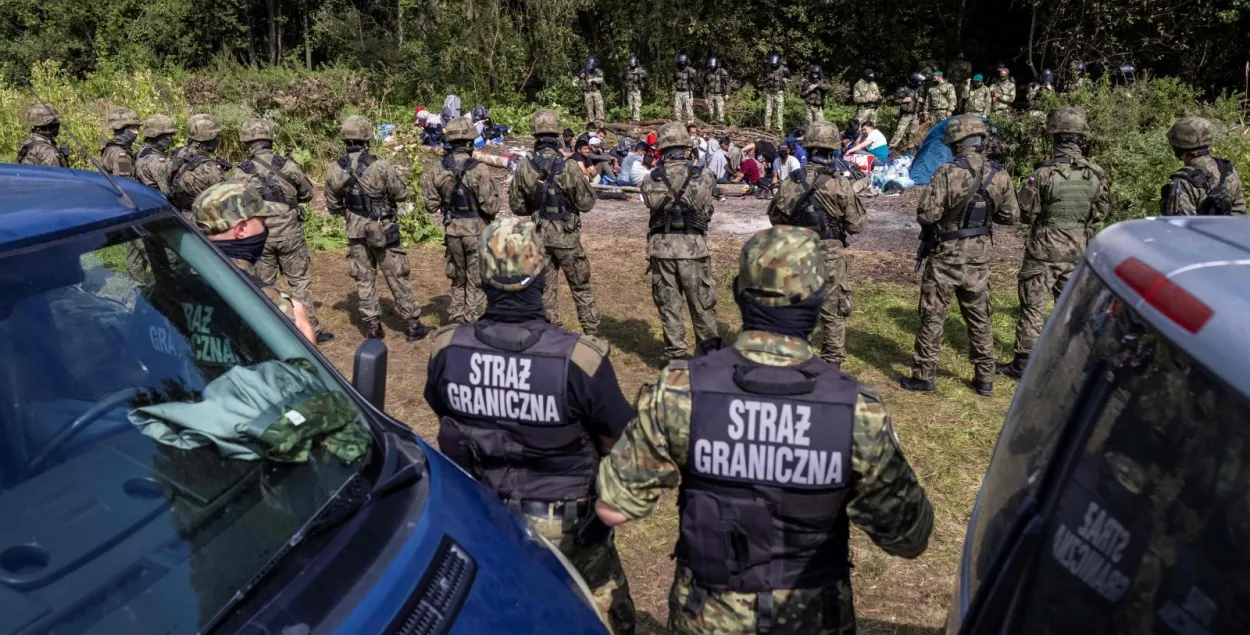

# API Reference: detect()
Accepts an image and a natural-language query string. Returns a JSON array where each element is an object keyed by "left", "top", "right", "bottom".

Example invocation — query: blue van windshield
[{"left": 0, "top": 218, "right": 372, "bottom": 634}]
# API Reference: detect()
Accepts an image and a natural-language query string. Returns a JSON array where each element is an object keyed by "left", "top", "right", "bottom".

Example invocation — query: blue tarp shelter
[{"left": 910, "top": 115, "right": 989, "bottom": 185}]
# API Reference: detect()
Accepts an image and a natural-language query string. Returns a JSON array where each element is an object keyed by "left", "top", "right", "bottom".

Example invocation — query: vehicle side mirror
[{"left": 352, "top": 339, "right": 388, "bottom": 410}]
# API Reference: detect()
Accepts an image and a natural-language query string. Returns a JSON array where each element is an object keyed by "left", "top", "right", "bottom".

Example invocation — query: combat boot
[
  {"left": 995, "top": 354, "right": 1028, "bottom": 380},
  {"left": 315, "top": 331, "right": 336, "bottom": 345},
  {"left": 898, "top": 376, "right": 936, "bottom": 393},
  {"left": 363, "top": 318, "right": 384, "bottom": 340},
  {"left": 972, "top": 379, "right": 994, "bottom": 397},
  {"left": 405, "top": 319, "right": 431, "bottom": 342}
]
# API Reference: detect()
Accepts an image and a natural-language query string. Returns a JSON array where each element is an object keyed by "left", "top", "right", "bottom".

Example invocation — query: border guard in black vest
[
  {"left": 424, "top": 217, "right": 637, "bottom": 634},
  {"left": 595, "top": 226, "right": 933, "bottom": 634}
]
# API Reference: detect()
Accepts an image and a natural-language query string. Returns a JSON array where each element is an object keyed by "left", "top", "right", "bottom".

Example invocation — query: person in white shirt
[
  {"left": 846, "top": 121, "right": 890, "bottom": 163},
  {"left": 618, "top": 142, "right": 651, "bottom": 185},
  {"left": 770, "top": 142, "right": 803, "bottom": 187}
]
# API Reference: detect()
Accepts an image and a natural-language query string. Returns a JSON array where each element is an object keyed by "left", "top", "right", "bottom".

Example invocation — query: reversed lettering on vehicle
[{"left": 182, "top": 302, "right": 237, "bottom": 365}]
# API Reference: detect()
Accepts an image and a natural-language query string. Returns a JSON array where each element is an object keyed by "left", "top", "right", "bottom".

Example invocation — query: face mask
[
  {"left": 118, "top": 128, "right": 138, "bottom": 145},
  {"left": 201, "top": 138, "right": 220, "bottom": 153},
  {"left": 216, "top": 227, "right": 269, "bottom": 263},
  {"left": 154, "top": 135, "right": 174, "bottom": 152}
]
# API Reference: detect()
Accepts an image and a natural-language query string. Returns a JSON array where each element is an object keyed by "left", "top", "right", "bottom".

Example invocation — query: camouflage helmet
[
  {"left": 944, "top": 114, "right": 988, "bottom": 145},
  {"left": 239, "top": 118, "right": 276, "bottom": 143},
  {"left": 531, "top": 109, "right": 562, "bottom": 136},
  {"left": 655, "top": 121, "right": 692, "bottom": 151},
  {"left": 1046, "top": 107, "right": 1090, "bottom": 136},
  {"left": 444, "top": 117, "right": 476, "bottom": 142},
  {"left": 735, "top": 226, "right": 826, "bottom": 307},
  {"left": 340, "top": 115, "right": 373, "bottom": 141},
  {"left": 106, "top": 107, "right": 141, "bottom": 131},
  {"left": 805, "top": 120, "right": 840, "bottom": 150},
  {"left": 480, "top": 218, "right": 546, "bottom": 292},
  {"left": 27, "top": 103, "right": 60, "bottom": 127},
  {"left": 142, "top": 114, "right": 176, "bottom": 139},
  {"left": 186, "top": 114, "right": 222, "bottom": 142},
  {"left": 191, "top": 183, "right": 274, "bottom": 235},
  {"left": 1167, "top": 116, "right": 1214, "bottom": 151}
]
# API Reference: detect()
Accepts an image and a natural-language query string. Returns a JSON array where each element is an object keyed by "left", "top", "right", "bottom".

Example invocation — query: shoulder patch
[
  {"left": 571, "top": 336, "right": 610, "bottom": 377},
  {"left": 430, "top": 324, "right": 459, "bottom": 356}
]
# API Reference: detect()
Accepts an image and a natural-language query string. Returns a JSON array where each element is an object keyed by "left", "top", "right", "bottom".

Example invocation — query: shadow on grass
[
  {"left": 858, "top": 619, "right": 943, "bottom": 635},
  {"left": 421, "top": 294, "right": 452, "bottom": 326},
  {"left": 599, "top": 315, "right": 668, "bottom": 369}
]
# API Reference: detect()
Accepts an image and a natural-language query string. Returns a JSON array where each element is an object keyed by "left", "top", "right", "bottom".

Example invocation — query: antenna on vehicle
[{"left": 22, "top": 81, "right": 138, "bottom": 211}]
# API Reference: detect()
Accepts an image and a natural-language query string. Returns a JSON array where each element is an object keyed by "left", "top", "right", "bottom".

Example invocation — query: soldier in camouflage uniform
[
  {"left": 190, "top": 183, "right": 316, "bottom": 342},
  {"left": 641, "top": 122, "right": 719, "bottom": 360},
  {"left": 595, "top": 226, "right": 934, "bottom": 635},
  {"left": 901, "top": 115, "right": 1019, "bottom": 396},
  {"left": 998, "top": 108, "right": 1109, "bottom": 380},
  {"left": 674, "top": 54, "right": 698, "bottom": 124},
  {"left": 100, "top": 107, "right": 141, "bottom": 180},
  {"left": 1026, "top": 69, "right": 1056, "bottom": 113},
  {"left": 762, "top": 55, "right": 790, "bottom": 135},
  {"left": 703, "top": 57, "right": 730, "bottom": 125},
  {"left": 949, "top": 52, "right": 973, "bottom": 112},
  {"left": 136, "top": 114, "right": 176, "bottom": 195},
  {"left": 1160, "top": 116, "right": 1247, "bottom": 216},
  {"left": 852, "top": 68, "right": 882, "bottom": 125},
  {"left": 170, "top": 114, "right": 231, "bottom": 218},
  {"left": 578, "top": 57, "right": 606, "bottom": 124},
  {"left": 228, "top": 118, "right": 333, "bottom": 344},
  {"left": 424, "top": 217, "right": 638, "bottom": 634},
  {"left": 624, "top": 56, "right": 648, "bottom": 122},
  {"left": 510, "top": 109, "right": 601, "bottom": 335},
  {"left": 926, "top": 71, "right": 957, "bottom": 123},
  {"left": 891, "top": 73, "right": 926, "bottom": 152},
  {"left": 800, "top": 65, "right": 830, "bottom": 126},
  {"left": 423, "top": 117, "right": 501, "bottom": 324},
  {"left": 966, "top": 74, "right": 992, "bottom": 118},
  {"left": 325, "top": 115, "right": 431, "bottom": 341},
  {"left": 767, "top": 120, "right": 867, "bottom": 366},
  {"left": 17, "top": 104, "right": 69, "bottom": 167},
  {"left": 990, "top": 63, "right": 1017, "bottom": 115}
]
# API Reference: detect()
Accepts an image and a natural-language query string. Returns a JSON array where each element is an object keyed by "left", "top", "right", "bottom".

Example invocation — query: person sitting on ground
[
  {"left": 846, "top": 121, "right": 890, "bottom": 164},
  {"left": 559, "top": 128, "right": 576, "bottom": 157},
  {"left": 733, "top": 154, "right": 763, "bottom": 186},
  {"left": 587, "top": 137, "right": 620, "bottom": 183},
  {"left": 840, "top": 119, "right": 861, "bottom": 156},
  {"left": 723, "top": 136, "right": 743, "bottom": 174},
  {"left": 618, "top": 141, "right": 651, "bottom": 186},
  {"left": 788, "top": 129, "right": 809, "bottom": 166},
  {"left": 705, "top": 138, "right": 729, "bottom": 182},
  {"left": 573, "top": 139, "right": 596, "bottom": 177},
  {"left": 577, "top": 121, "right": 599, "bottom": 147},
  {"left": 745, "top": 138, "right": 780, "bottom": 182},
  {"left": 770, "top": 140, "right": 803, "bottom": 188}
]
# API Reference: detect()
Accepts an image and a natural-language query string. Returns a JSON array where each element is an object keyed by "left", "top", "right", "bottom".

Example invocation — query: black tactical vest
[
  {"left": 443, "top": 154, "right": 482, "bottom": 219},
  {"left": 435, "top": 321, "right": 599, "bottom": 502},
  {"left": 531, "top": 154, "right": 571, "bottom": 221},
  {"left": 790, "top": 169, "right": 847, "bottom": 244},
  {"left": 170, "top": 153, "right": 232, "bottom": 213},
  {"left": 649, "top": 164, "right": 707, "bottom": 236},
  {"left": 1163, "top": 157, "right": 1237, "bottom": 216},
  {"left": 237, "top": 154, "right": 296, "bottom": 207},
  {"left": 339, "top": 151, "right": 390, "bottom": 219},
  {"left": 678, "top": 348, "right": 856, "bottom": 594},
  {"left": 939, "top": 154, "right": 1000, "bottom": 241}
]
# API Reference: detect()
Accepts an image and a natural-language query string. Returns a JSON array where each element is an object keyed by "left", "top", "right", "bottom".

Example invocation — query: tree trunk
[
  {"left": 956, "top": 0, "right": 967, "bottom": 41},
  {"left": 1026, "top": 1, "right": 1039, "bottom": 76},
  {"left": 247, "top": 21, "right": 258, "bottom": 68},
  {"left": 304, "top": 2, "right": 312, "bottom": 69},
  {"left": 267, "top": 0, "right": 278, "bottom": 65},
  {"left": 397, "top": 0, "right": 404, "bottom": 47}
]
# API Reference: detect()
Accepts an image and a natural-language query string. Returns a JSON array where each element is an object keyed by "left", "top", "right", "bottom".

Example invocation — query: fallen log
[{"left": 590, "top": 182, "right": 756, "bottom": 198}]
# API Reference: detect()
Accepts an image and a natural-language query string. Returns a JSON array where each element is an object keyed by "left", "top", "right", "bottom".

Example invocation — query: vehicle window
[
  {"left": 964, "top": 265, "right": 1120, "bottom": 598},
  {"left": 0, "top": 217, "right": 374, "bottom": 634},
  {"left": 1011, "top": 306, "right": 1250, "bottom": 634}
]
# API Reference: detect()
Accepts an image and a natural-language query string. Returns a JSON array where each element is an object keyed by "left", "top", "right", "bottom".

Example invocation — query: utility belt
[
  {"left": 938, "top": 225, "right": 992, "bottom": 242},
  {"left": 345, "top": 202, "right": 394, "bottom": 222},
  {"left": 510, "top": 496, "right": 611, "bottom": 545},
  {"left": 649, "top": 224, "right": 706, "bottom": 237}
]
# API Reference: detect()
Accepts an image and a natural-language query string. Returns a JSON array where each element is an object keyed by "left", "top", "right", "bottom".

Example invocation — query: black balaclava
[
  {"left": 953, "top": 136, "right": 982, "bottom": 154},
  {"left": 1052, "top": 133, "right": 1084, "bottom": 159},
  {"left": 345, "top": 140, "right": 368, "bottom": 153},
  {"left": 117, "top": 127, "right": 139, "bottom": 146},
  {"left": 534, "top": 134, "right": 561, "bottom": 153},
  {"left": 483, "top": 272, "right": 548, "bottom": 323},
  {"left": 197, "top": 137, "right": 220, "bottom": 154},
  {"left": 249, "top": 140, "right": 274, "bottom": 152},
  {"left": 809, "top": 148, "right": 834, "bottom": 166},
  {"left": 152, "top": 134, "right": 174, "bottom": 152},
  {"left": 36, "top": 123, "right": 60, "bottom": 140},
  {"left": 735, "top": 278, "right": 827, "bottom": 339},
  {"left": 216, "top": 228, "right": 270, "bottom": 263}
]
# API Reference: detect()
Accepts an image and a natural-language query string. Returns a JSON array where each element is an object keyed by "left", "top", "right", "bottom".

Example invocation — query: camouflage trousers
[
  {"left": 627, "top": 89, "right": 643, "bottom": 121},
  {"left": 805, "top": 104, "right": 824, "bottom": 127},
  {"left": 651, "top": 257, "right": 719, "bottom": 359},
  {"left": 526, "top": 505, "right": 637, "bottom": 635},
  {"left": 816, "top": 252, "right": 852, "bottom": 365},
  {"left": 854, "top": 106, "right": 878, "bottom": 125},
  {"left": 346, "top": 239, "right": 421, "bottom": 322},
  {"left": 668, "top": 566, "right": 855, "bottom": 634},
  {"left": 891, "top": 114, "right": 922, "bottom": 151},
  {"left": 1012, "top": 257, "right": 1077, "bottom": 358},
  {"left": 543, "top": 244, "right": 600, "bottom": 336},
  {"left": 258, "top": 231, "right": 322, "bottom": 332},
  {"left": 911, "top": 256, "right": 995, "bottom": 382},
  {"left": 764, "top": 91, "right": 785, "bottom": 134},
  {"left": 445, "top": 233, "right": 485, "bottom": 324},
  {"left": 125, "top": 239, "right": 152, "bottom": 283},
  {"left": 675, "top": 91, "right": 695, "bottom": 124},
  {"left": 707, "top": 95, "right": 726, "bottom": 124},
  {"left": 584, "top": 91, "right": 605, "bottom": 124}
]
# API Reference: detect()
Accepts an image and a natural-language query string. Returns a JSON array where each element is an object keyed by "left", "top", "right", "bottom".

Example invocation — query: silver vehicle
[{"left": 950, "top": 216, "right": 1250, "bottom": 635}]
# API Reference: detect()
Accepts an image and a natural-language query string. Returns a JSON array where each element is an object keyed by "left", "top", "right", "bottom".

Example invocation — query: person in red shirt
[{"left": 726, "top": 155, "right": 762, "bottom": 186}]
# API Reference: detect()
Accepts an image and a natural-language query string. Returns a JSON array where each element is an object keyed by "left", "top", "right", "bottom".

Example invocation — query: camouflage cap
[
  {"left": 735, "top": 226, "right": 826, "bottom": 307},
  {"left": 27, "top": 103, "right": 60, "bottom": 127},
  {"left": 655, "top": 121, "right": 692, "bottom": 151},
  {"left": 191, "top": 183, "right": 274, "bottom": 235},
  {"left": 106, "top": 107, "right": 141, "bottom": 131},
  {"left": 944, "top": 114, "right": 987, "bottom": 145},
  {"left": 444, "top": 117, "right": 476, "bottom": 142},
  {"left": 142, "top": 114, "right": 176, "bottom": 138},
  {"left": 1167, "top": 116, "right": 1214, "bottom": 151},
  {"left": 186, "top": 114, "right": 222, "bottom": 142},
  {"left": 805, "top": 120, "right": 840, "bottom": 150},
  {"left": 479, "top": 218, "right": 546, "bottom": 292},
  {"left": 1046, "top": 107, "right": 1089, "bottom": 136},
  {"left": 531, "top": 109, "right": 562, "bottom": 136},
  {"left": 340, "top": 115, "right": 373, "bottom": 141},
  {"left": 240, "top": 118, "right": 276, "bottom": 143}
]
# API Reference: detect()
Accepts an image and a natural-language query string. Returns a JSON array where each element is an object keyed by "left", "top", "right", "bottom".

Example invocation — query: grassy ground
[{"left": 307, "top": 233, "right": 1023, "bottom": 634}]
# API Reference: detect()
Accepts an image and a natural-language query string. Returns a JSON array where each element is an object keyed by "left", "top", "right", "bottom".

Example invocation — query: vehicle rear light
[{"left": 1114, "top": 257, "right": 1213, "bottom": 333}]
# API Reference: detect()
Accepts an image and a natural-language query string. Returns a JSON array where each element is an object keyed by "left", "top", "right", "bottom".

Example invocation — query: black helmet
[
  {"left": 996, "top": 61, "right": 1009, "bottom": 72},
  {"left": 586, "top": 57, "right": 597, "bottom": 71},
  {"left": 1040, "top": 68, "right": 1054, "bottom": 84},
  {"left": 1076, "top": 62, "right": 1087, "bottom": 72},
  {"left": 708, "top": 56, "right": 719, "bottom": 69},
  {"left": 628, "top": 55, "right": 638, "bottom": 68},
  {"left": 908, "top": 71, "right": 924, "bottom": 87},
  {"left": 810, "top": 64, "right": 822, "bottom": 76},
  {"left": 678, "top": 53, "right": 689, "bottom": 67},
  {"left": 864, "top": 67, "right": 874, "bottom": 79},
  {"left": 895, "top": 86, "right": 907, "bottom": 97},
  {"left": 769, "top": 54, "right": 780, "bottom": 67}
]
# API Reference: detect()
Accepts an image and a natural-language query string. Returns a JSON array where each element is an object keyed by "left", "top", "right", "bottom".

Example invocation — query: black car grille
[{"left": 389, "top": 537, "right": 477, "bottom": 635}]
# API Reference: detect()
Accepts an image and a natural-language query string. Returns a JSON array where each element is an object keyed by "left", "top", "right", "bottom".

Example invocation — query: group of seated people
[{"left": 416, "top": 96, "right": 509, "bottom": 147}]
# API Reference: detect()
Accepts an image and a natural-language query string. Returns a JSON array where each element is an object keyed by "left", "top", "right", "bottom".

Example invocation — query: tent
[{"left": 909, "top": 115, "right": 989, "bottom": 185}]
